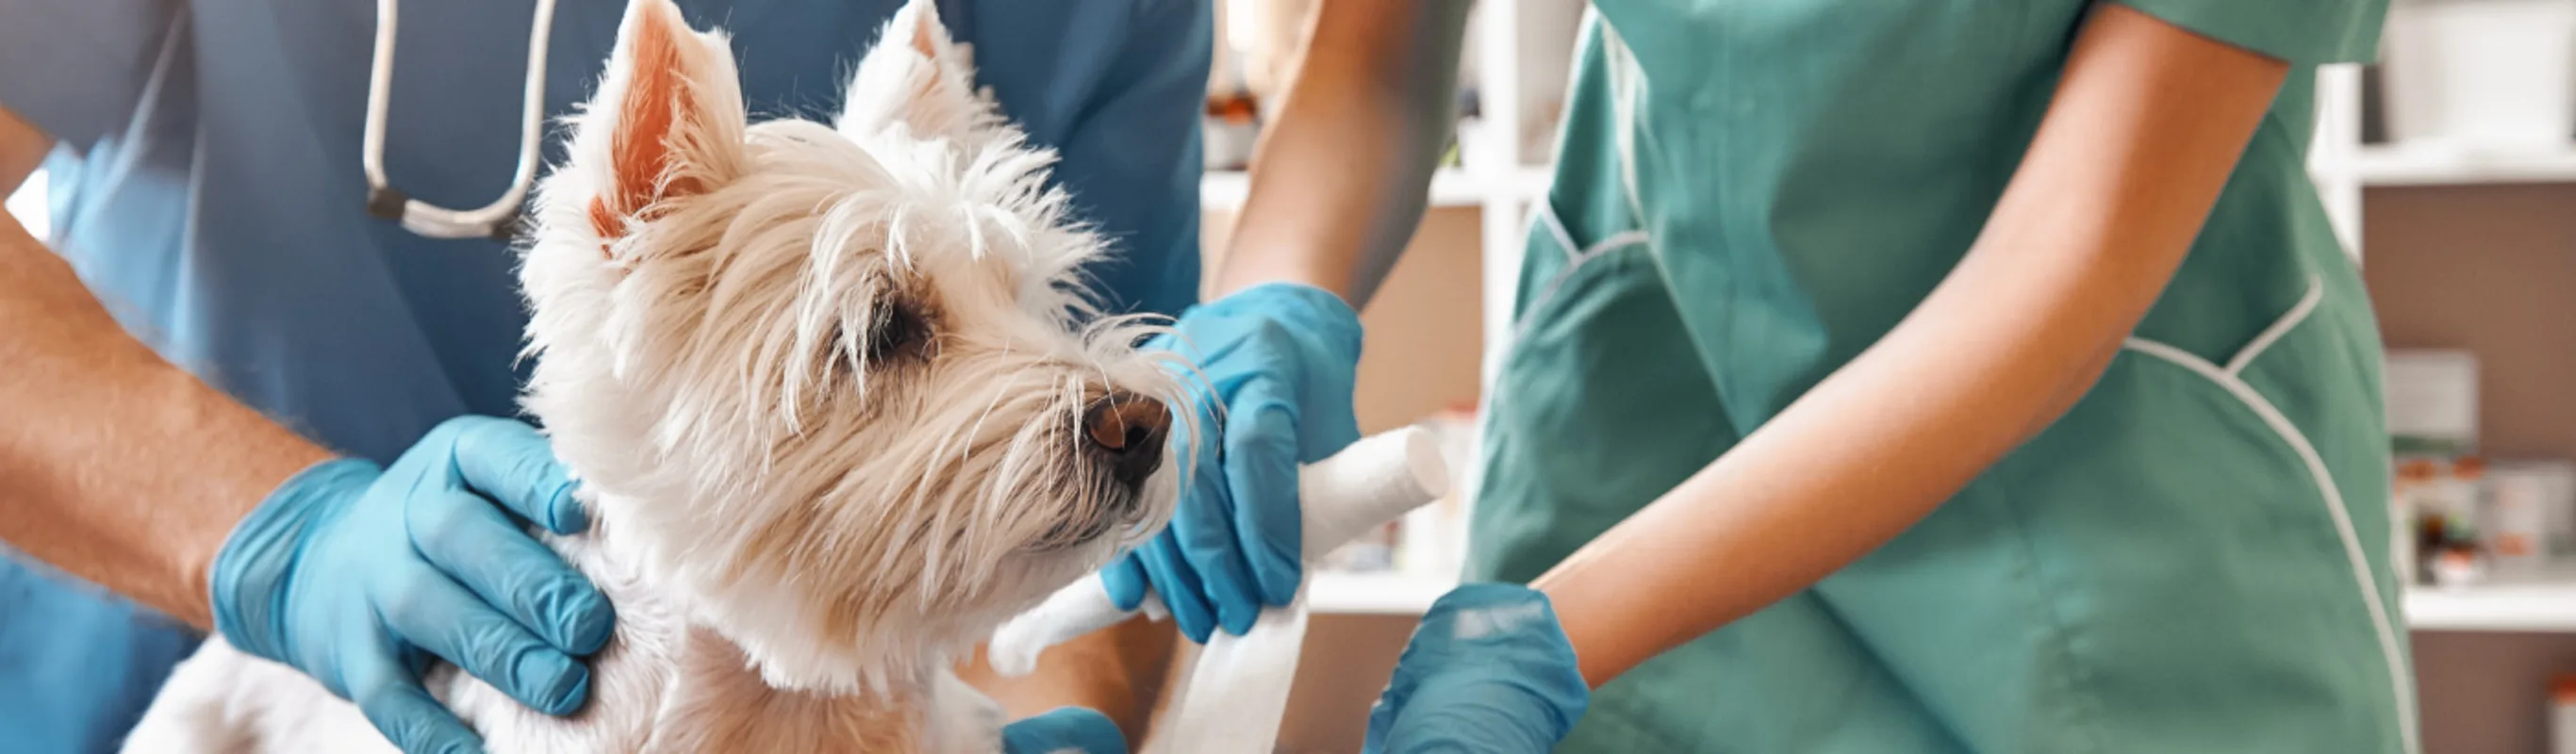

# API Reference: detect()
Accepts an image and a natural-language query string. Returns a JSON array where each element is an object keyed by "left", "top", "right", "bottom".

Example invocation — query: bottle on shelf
[
  {"left": 2412, "top": 456, "right": 2490, "bottom": 588},
  {"left": 2555, "top": 674, "right": 2576, "bottom": 754},
  {"left": 2395, "top": 458, "right": 2437, "bottom": 586}
]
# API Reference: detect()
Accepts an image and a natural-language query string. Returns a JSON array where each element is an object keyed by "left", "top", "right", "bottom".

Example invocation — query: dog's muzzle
[
  {"left": 1082, "top": 393, "right": 1169, "bottom": 491},
  {"left": 1025, "top": 394, "right": 1172, "bottom": 552}
]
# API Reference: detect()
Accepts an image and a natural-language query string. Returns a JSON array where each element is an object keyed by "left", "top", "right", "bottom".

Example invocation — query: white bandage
[{"left": 984, "top": 427, "right": 1449, "bottom": 684}]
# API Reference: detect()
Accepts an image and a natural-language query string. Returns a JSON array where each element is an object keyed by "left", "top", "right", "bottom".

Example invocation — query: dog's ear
[
  {"left": 576, "top": 0, "right": 749, "bottom": 242},
  {"left": 836, "top": 0, "right": 993, "bottom": 143}
]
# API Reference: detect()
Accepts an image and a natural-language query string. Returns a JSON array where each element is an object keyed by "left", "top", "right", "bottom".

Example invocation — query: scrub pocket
[
  {"left": 1841, "top": 271, "right": 2414, "bottom": 754},
  {"left": 1503, "top": 271, "right": 2415, "bottom": 754},
  {"left": 2076, "top": 274, "right": 2412, "bottom": 752},
  {"left": 1468, "top": 201, "right": 1731, "bottom": 587}
]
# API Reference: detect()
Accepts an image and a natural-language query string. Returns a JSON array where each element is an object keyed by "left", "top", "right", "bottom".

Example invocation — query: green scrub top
[{"left": 1468, "top": 2, "right": 2404, "bottom": 751}]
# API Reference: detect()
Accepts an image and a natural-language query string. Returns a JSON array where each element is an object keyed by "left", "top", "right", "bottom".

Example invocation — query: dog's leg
[{"left": 928, "top": 669, "right": 1007, "bottom": 754}]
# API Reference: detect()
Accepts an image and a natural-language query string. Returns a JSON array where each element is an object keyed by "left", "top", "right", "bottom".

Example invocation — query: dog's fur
[{"left": 122, "top": 1, "right": 1181, "bottom": 750}]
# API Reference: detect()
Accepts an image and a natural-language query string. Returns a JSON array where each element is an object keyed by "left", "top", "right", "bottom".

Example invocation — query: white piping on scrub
[
  {"left": 1507, "top": 11, "right": 1657, "bottom": 352},
  {"left": 2119, "top": 276, "right": 2419, "bottom": 754},
  {"left": 2224, "top": 278, "right": 2326, "bottom": 377},
  {"left": 1538, "top": 203, "right": 1582, "bottom": 260},
  {"left": 1511, "top": 207, "right": 1650, "bottom": 343},
  {"left": 1598, "top": 17, "right": 1649, "bottom": 227}
]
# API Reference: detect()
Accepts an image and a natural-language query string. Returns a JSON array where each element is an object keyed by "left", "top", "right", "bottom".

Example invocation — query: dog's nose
[{"left": 1083, "top": 393, "right": 1170, "bottom": 487}]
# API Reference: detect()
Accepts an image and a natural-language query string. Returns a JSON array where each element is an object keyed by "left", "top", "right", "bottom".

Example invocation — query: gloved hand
[
  {"left": 1101, "top": 282, "right": 1362, "bottom": 642},
  {"left": 1364, "top": 583, "right": 1590, "bottom": 754},
  {"left": 999, "top": 707, "right": 1129, "bottom": 754},
  {"left": 211, "top": 416, "right": 614, "bottom": 754}
]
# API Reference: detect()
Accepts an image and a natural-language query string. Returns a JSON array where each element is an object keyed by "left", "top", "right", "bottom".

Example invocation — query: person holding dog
[
  {"left": 0, "top": 1, "right": 1207, "bottom": 752},
  {"left": 1141, "top": 1, "right": 2408, "bottom": 751}
]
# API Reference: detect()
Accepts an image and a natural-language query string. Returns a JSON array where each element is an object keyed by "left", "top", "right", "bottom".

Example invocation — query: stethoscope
[{"left": 362, "top": 0, "right": 560, "bottom": 239}]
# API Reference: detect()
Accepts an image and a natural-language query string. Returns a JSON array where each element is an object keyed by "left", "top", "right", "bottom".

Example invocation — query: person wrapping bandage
[{"left": 1139, "top": 1, "right": 2412, "bottom": 751}]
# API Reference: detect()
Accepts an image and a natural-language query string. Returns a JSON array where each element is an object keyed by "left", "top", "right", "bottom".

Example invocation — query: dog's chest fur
[
  {"left": 430, "top": 523, "right": 1002, "bottom": 752},
  {"left": 123, "top": 521, "right": 1002, "bottom": 754}
]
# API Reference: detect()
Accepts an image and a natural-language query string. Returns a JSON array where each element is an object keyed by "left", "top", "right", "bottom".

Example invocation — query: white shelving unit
[
  {"left": 2314, "top": 66, "right": 2576, "bottom": 194},
  {"left": 2407, "top": 583, "right": 2576, "bottom": 632},
  {"left": 2353, "top": 144, "right": 2576, "bottom": 186},
  {"left": 2310, "top": 64, "right": 2576, "bottom": 643}
]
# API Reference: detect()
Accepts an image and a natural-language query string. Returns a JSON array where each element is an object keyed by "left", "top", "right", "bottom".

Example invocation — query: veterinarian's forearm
[
  {"left": 0, "top": 106, "right": 329, "bottom": 628},
  {"left": 1213, "top": 0, "right": 1472, "bottom": 306},
  {"left": 1528, "top": 5, "right": 2291, "bottom": 687}
]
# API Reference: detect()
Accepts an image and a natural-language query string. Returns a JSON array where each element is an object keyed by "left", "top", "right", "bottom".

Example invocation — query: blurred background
[{"left": 14, "top": 1, "right": 2573, "bottom": 751}]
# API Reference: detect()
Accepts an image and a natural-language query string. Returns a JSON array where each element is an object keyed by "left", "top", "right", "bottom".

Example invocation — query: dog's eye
[{"left": 864, "top": 301, "right": 928, "bottom": 363}]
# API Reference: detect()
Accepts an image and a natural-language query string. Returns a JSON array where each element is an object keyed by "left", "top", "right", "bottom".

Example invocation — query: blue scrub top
[{"left": 0, "top": 0, "right": 1209, "bottom": 750}]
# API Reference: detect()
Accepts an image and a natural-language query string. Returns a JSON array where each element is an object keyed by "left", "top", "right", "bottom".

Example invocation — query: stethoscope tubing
[{"left": 362, "top": 0, "right": 559, "bottom": 239}]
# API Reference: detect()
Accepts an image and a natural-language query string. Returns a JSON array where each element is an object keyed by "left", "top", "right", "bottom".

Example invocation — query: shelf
[
  {"left": 1197, "top": 171, "right": 1251, "bottom": 207},
  {"left": 2350, "top": 144, "right": 2576, "bottom": 187},
  {"left": 2405, "top": 582, "right": 2576, "bottom": 632},
  {"left": 1200, "top": 167, "right": 1549, "bottom": 210},
  {"left": 1308, "top": 571, "right": 1456, "bottom": 615}
]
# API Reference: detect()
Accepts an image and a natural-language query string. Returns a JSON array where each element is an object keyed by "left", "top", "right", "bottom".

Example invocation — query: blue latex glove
[
  {"left": 211, "top": 416, "right": 615, "bottom": 754},
  {"left": 999, "top": 707, "right": 1129, "bottom": 753},
  {"left": 1101, "top": 282, "right": 1362, "bottom": 642},
  {"left": 1364, "top": 583, "right": 1590, "bottom": 754}
]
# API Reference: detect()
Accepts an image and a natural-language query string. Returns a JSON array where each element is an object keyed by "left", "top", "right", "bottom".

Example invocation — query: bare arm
[
  {"left": 1212, "top": 0, "right": 1473, "bottom": 304},
  {"left": 1530, "top": 4, "right": 2292, "bottom": 686},
  {"left": 0, "top": 104, "right": 331, "bottom": 628}
]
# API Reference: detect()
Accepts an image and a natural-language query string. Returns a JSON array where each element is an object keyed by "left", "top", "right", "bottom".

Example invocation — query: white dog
[{"left": 122, "top": 0, "right": 1181, "bottom": 750}]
